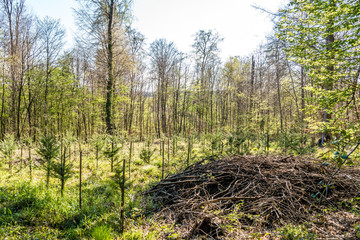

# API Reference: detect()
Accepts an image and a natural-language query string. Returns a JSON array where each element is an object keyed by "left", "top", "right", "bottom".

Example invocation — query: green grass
[
  {"left": 0, "top": 135, "right": 355, "bottom": 239},
  {"left": 0, "top": 139, "right": 190, "bottom": 239},
  {"left": 91, "top": 225, "right": 112, "bottom": 240}
]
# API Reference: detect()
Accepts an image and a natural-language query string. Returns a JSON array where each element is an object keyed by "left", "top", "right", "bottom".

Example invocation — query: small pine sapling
[
  {"left": 64, "top": 132, "right": 77, "bottom": 160},
  {"left": 226, "top": 128, "right": 246, "bottom": 155},
  {"left": 103, "top": 135, "right": 122, "bottom": 172},
  {"left": 91, "top": 134, "right": 105, "bottom": 169},
  {"left": 37, "top": 135, "right": 59, "bottom": 188},
  {"left": 210, "top": 131, "right": 224, "bottom": 156},
  {"left": 139, "top": 139, "right": 155, "bottom": 164},
  {"left": 50, "top": 141, "right": 73, "bottom": 196}
]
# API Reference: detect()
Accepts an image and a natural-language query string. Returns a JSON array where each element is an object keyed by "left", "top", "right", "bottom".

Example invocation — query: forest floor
[{"left": 1, "top": 141, "right": 360, "bottom": 239}]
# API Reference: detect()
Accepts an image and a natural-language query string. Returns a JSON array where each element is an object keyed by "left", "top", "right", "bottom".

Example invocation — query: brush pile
[{"left": 145, "top": 155, "right": 360, "bottom": 239}]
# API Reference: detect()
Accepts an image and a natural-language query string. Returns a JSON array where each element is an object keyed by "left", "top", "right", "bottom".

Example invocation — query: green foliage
[
  {"left": 103, "top": 135, "right": 123, "bottom": 171},
  {"left": 0, "top": 135, "right": 16, "bottom": 171},
  {"left": 0, "top": 182, "right": 78, "bottom": 234},
  {"left": 103, "top": 136, "right": 122, "bottom": 159},
  {"left": 281, "top": 131, "right": 314, "bottom": 155},
  {"left": 326, "top": 133, "right": 360, "bottom": 167},
  {"left": 276, "top": 0, "right": 360, "bottom": 143},
  {"left": 226, "top": 127, "right": 247, "bottom": 155},
  {"left": 277, "top": 224, "right": 316, "bottom": 240},
  {"left": 91, "top": 134, "right": 106, "bottom": 169},
  {"left": 0, "top": 175, "right": 136, "bottom": 239},
  {"left": 112, "top": 162, "right": 126, "bottom": 191},
  {"left": 37, "top": 135, "right": 59, "bottom": 164},
  {"left": 91, "top": 225, "right": 113, "bottom": 240},
  {"left": 208, "top": 130, "right": 224, "bottom": 155},
  {"left": 92, "top": 134, "right": 105, "bottom": 153},
  {"left": 1, "top": 136, "right": 359, "bottom": 239},
  {"left": 122, "top": 229, "right": 146, "bottom": 240},
  {"left": 37, "top": 135, "right": 59, "bottom": 187},
  {"left": 139, "top": 140, "right": 155, "bottom": 164},
  {"left": 185, "top": 135, "right": 195, "bottom": 166},
  {"left": 50, "top": 143, "right": 73, "bottom": 196},
  {"left": 141, "top": 165, "right": 159, "bottom": 177},
  {"left": 355, "top": 224, "right": 360, "bottom": 238}
]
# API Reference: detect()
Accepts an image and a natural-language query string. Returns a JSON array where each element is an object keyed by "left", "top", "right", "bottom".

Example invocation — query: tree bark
[{"left": 105, "top": 0, "right": 115, "bottom": 135}]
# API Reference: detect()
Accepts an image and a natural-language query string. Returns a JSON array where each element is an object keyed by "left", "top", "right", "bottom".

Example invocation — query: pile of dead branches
[{"left": 144, "top": 155, "right": 360, "bottom": 239}]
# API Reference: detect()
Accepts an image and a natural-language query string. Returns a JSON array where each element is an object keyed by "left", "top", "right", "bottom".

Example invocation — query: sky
[{"left": 26, "top": 0, "right": 288, "bottom": 60}]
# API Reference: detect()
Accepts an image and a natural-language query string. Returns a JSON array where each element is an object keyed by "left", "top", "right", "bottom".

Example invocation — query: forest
[{"left": 0, "top": 0, "right": 360, "bottom": 239}]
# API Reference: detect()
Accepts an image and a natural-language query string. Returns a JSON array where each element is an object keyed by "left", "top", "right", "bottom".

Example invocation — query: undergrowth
[{"left": 0, "top": 132, "right": 359, "bottom": 239}]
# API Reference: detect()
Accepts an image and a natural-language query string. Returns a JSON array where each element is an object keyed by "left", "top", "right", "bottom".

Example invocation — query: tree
[
  {"left": 37, "top": 134, "right": 59, "bottom": 188},
  {"left": 103, "top": 134, "right": 122, "bottom": 172},
  {"left": 221, "top": 56, "right": 250, "bottom": 127},
  {"left": 192, "top": 30, "right": 223, "bottom": 133},
  {"left": 149, "top": 39, "right": 180, "bottom": 137},
  {"left": 37, "top": 17, "right": 65, "bottom": 134},
  {"left": 50, "top": 141, "right": 73, "bottom": 196},
  {"left": 91, "top": 133, "right": 105, "bottom": 169},
  {"left": 75, "top": 0, "right": 133, "bottom": 135},
  {"left": 124, "top": 29, "right": 145, "bottom": 135},
  {"left": 277, "top": 0, "right": 360, "bottom": 144},
  {"left": 0, "top": 0, "right": 35, "bottom": 139}
]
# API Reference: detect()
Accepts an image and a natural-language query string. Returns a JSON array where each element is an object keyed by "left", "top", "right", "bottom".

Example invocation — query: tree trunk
[
  {"left": 79, "top": 149, "right": 82, "bottom": 209},
  {"left": 275, "top": 51, "right": 283, "bottom": 131},
  {"left": 300, "top": 66, "right": 305, "bottom": 123},
  {"left": 320, "top": 0, "right": 335, "bottom": 146},
  {"left": 105, "top": 0, "right": 115, "bottom": 135},
  {"left": 120, "top": 157, "right": 126, "bottom": 233}
]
